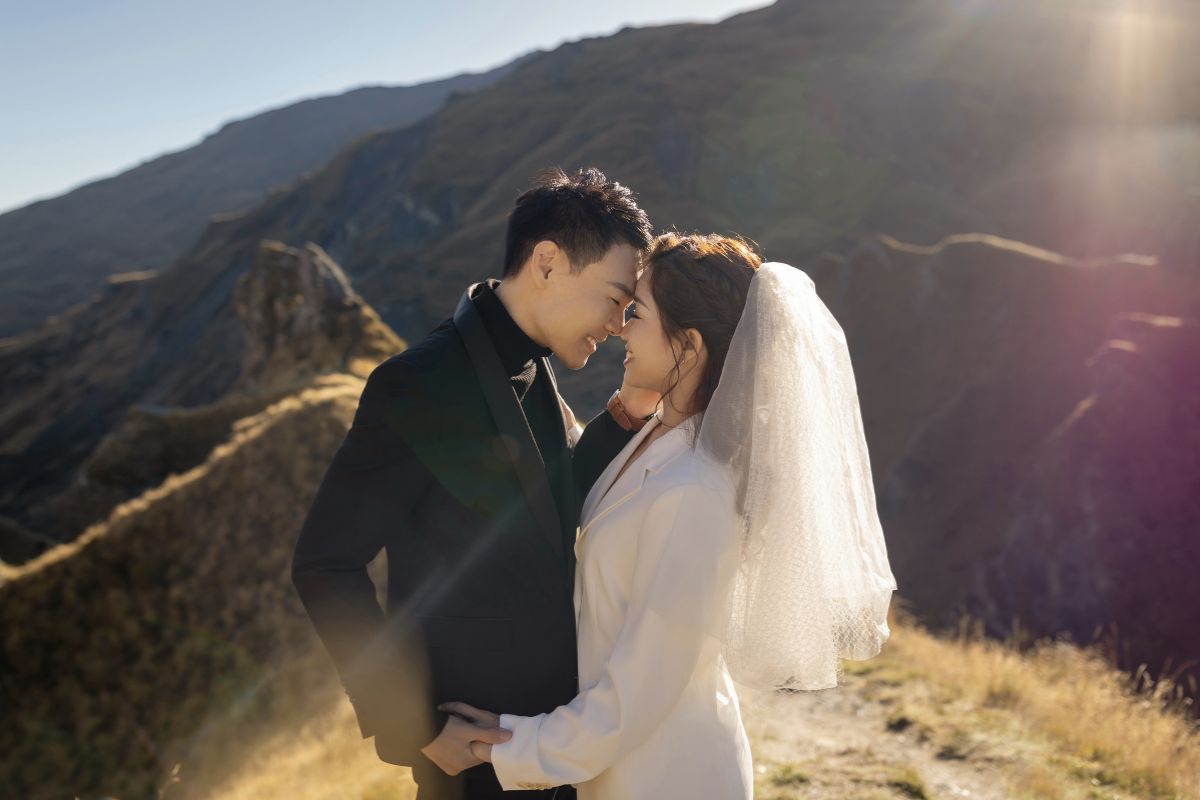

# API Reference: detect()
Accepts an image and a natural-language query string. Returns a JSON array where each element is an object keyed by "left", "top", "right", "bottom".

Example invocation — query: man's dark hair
[{"left": 502, "top": 167, "right": 653, "bottom": 278}]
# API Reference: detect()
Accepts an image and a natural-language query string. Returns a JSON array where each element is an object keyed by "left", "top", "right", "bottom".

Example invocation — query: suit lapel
[
  {"left": 453, "top": 284, "right": 564, "bottom": 561},
  {"left": 535, "top": 356, "right": 581, "bottom": 575},
  {"left": 541, "top": 355, "right": 583, "bottom": 449}
]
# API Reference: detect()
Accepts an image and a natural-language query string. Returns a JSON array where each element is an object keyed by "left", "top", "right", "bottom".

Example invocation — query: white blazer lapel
[
  {"left": 579, "top": 416, "right": 661, "bottom": 532},
  {"left": 580, "top": 416, "right": 696, "bottom": 538}
]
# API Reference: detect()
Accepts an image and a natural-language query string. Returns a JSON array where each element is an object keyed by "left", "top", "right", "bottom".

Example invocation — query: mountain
[
  {"left": 0, "top": 374, "right": 368, "bottom": 800},
  {"left": 0, "top": 239, "right": 399, "bottom": 800},
  {"left": 1, "top": 0, "right": 1198, "bottom": 694},
  {"left": 4, "top": 0, "right": 1197, "bottom": 559},
  {"left": 0, "top": 56, "right": 531, "bottom": 337},
  {"left": 3, "top": 236, "right": 1197, "bottom": 800},
  {"left": 967, "top": 312, "right": 1200, "bottom": 693},
  {"left": 0, "top": 239, "right": 402, "bottom": 563},
  {"left": 807, "top": 232, "right": 1199, "bottom": 698}
]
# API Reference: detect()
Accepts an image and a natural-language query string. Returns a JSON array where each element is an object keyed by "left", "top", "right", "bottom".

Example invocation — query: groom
[{"left": 291, "top": 167, "right": 653, "bottom": 799}]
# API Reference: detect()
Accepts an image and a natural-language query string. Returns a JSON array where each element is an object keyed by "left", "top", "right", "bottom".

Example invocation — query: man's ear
[{"left": 529, "top": 241, "right": 560, "bottom": 289}]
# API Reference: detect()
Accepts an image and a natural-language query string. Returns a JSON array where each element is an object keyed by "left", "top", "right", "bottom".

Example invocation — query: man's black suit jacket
[{"left": 291, "top": 282, "right": 634, "bottom": 795}]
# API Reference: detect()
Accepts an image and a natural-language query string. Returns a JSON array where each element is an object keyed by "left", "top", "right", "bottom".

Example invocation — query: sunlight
[{"left": 1092, "top": 0, "right": 1177, "bottom": 119}]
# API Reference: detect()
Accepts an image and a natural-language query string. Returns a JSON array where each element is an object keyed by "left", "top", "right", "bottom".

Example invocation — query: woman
[{"left": 440, "top": 232, "right": 898, "bottom": 798}]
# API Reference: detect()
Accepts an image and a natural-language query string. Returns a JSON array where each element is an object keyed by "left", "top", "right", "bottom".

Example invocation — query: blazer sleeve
[
  {"left": 489, "top": 479, "right": 738, "bottom": 789},
  {"left": 290, "top": 358, "right": 446, "bottom": 766}
]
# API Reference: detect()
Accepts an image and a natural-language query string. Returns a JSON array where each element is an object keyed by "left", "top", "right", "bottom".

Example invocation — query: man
[{"left": 291, "top": 167, "right": 656, "bottom": 799}]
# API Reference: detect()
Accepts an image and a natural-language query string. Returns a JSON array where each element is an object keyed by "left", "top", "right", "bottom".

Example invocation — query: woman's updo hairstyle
[{"left": 645, "top": 231, "right": 762, "bottom": 428}]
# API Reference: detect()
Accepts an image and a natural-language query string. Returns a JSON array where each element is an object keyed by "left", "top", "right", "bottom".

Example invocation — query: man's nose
[{"left": 605, "top": 310, "right": 624, "bottom": 336}]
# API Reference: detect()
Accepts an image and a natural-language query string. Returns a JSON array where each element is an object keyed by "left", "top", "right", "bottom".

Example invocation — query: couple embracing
[{"left": 291, "top": 167, "right": 897, "bottom": 799}]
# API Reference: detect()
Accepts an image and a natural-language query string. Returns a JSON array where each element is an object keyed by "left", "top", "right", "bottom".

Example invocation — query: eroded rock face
[
  {"left": 0, "top": 375, "right": 375, "bottom": 800},
  {"left": 232, "top": 240, "right": 403, "bottom": 395},
  {"left": 0, "top": 240, "right": 402, "bottom": 564},
  {"left": 809, "top": 234, "right": 1193, "bottom": 628},
  {"left": 967, "top": 313, "right": 1200, "bottom": 688}
]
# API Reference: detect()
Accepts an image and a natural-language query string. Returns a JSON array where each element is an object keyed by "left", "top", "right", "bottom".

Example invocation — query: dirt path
[{"left": 742, "top": 670, "right": 1024, "bottom": 800}]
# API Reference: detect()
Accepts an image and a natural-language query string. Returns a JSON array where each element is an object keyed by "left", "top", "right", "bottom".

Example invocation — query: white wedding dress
[{"left": 490, "top": 414, "right": 754, "bottom": 798}]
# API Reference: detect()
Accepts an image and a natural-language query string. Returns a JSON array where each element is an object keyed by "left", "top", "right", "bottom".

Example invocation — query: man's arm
[{"left": 291, "top": 359, "right": 447, "bottom": 765}]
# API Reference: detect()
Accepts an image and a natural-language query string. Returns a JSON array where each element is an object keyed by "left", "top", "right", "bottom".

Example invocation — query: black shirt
[{"left": 471, "top": 280, "right": 575, "bottom": 556}]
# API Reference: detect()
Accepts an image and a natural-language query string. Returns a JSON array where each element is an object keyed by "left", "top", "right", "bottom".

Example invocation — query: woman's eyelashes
[{"left": 612, "top": 297, "right": 640, "bottom": 322}]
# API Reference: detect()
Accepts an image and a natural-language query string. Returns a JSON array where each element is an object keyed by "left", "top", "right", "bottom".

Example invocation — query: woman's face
[{"left": 619, "top": 267, "right": 683, "bottom": 394}]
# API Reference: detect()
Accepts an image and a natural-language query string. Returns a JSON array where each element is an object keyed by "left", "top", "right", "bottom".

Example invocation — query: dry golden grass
[
  {"left": 195, "top": 610, "right": 1200, "bottom": 800},
  {"left": 0, "top": 375, "right": 369, "bottom": 800},
  {"left": 188, "top": 677, "right": 418, "bottom": 800},
  {"left": 874, "top": 611, "right": 1200, "bottom": 799}
]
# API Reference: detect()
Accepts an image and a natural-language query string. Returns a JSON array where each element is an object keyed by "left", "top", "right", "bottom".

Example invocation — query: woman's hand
[
  {"left": 437, "top": 701, "right": 504, "bottom": 762},
  {"left": 618, "top": 380, "right": 661, "bottom": 420}
]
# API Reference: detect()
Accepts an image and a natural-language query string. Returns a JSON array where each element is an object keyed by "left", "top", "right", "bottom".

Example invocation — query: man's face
[{"left": 536, "top": 243, "right": 641, "bottom": 370}]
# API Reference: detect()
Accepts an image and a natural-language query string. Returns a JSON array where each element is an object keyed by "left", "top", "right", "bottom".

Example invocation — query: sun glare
[{"left": 1095, "top": 0, "right": 1177, "bottom": 118}]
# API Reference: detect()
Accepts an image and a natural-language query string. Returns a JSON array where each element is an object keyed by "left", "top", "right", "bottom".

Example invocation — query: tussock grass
[{"left": 883, "top": 611, "right": 1200, "bottom": 799}]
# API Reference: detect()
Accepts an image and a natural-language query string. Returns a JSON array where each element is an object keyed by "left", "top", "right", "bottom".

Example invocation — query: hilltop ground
[{"left": 165, "top": 615, "right": 1199, "bottom": 800}]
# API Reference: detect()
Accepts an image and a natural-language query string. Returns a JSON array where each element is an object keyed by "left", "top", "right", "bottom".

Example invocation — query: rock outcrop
[
  {"left": 0, "top": 374, "right": 373, "bottom": 800},
  {"left": 232, "top": 241, "right": 403, "bottom": 395},
  {"left": 0, "top": 244, "right": 402, "bottom": 796},
  {"left": 967, "top": 312, "right": 1200, "bottom": 691},
  {"left": 0, "top": 241, "right": 401, "bottom": 564}
]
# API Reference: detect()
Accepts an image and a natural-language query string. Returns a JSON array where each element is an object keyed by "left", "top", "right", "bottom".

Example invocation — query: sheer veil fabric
[{"left": 666, "top": 261, "right": 899, "bottom": 691}]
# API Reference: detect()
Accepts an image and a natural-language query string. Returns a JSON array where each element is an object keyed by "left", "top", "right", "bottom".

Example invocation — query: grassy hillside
[
  {"left": 0, "top": 375, "right": 368, "bottom": 800},
  {"left": 147, "top": 614, "right": 1200, "bottom": 800},
  {"left": 0, "top": 247, "right": 1194, "bottom": 797}
]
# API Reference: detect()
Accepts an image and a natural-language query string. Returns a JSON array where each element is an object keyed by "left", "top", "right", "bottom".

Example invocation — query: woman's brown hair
[{"left": 646, "top": 231, "right": 762, "bottom": 432}]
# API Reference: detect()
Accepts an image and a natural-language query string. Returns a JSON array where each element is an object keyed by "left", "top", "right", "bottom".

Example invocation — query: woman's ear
[{"left": 684, "top": 328, "right": 705, "bottom": 362}]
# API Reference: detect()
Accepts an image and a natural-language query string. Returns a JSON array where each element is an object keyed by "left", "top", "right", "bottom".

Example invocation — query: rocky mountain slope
[
  {"left": 967, "top": 312, "right": 1200, "bottom": 694},
  {"left": 807, "top": 232, "right": 1200, "bottom": 699},
  {"left": 4, "top": 0, "right": 1196, "bottom": 557},
  {"left": 2, "top": 0, "right": 1198, "bottom": 733},
  {"left": 1, "top": 205, "right": 1196, "bottom": 800},
  {"left": 0, "top": 242, "right": 399, "bottom": 799},
  {"left": 0, "top": 57, "right": 529, "bottom": 336},
  {"left": 0, "top": 240, "right": 402, "bottom": 562}
]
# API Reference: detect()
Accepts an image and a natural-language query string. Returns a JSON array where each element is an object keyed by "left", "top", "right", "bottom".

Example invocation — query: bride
[{"left": 439, "top": 232, "right": 898, "bottom": 799}]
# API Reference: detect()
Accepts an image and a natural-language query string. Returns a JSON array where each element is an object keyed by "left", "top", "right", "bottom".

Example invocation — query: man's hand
[
  {"left": 618, "top": 380, "right": 661, "bottom": 420},
  {"left": 438, "top": 701, "right": 501, "bottom": 728},
  {"left": 439, "top": 702, "right": 503, "bottom": 765},
  {"left": 419, "top": 711, "right": 512, "bottom": 776},
  {"left": 469, "top": 739, "right": 494, "bottom": 763}
]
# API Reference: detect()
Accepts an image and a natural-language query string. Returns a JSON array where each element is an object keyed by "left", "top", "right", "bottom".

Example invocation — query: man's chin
[{"left": 547, "top": 345, "right": 590, "bottom": 370}]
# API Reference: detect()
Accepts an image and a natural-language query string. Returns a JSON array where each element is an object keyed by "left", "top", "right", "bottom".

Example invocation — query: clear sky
[{"left": 0, "top": 0, "right": 767, "bottom": 216}]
